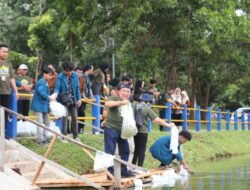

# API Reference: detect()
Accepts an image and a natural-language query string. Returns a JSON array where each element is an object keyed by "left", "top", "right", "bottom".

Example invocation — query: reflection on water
[{"left": 150, "top": 154, "right": 250, "bottom": 190}]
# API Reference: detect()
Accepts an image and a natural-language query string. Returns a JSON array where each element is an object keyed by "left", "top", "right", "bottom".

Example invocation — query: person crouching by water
[
  {"left": 103, "top": 83, "right": 135, "bottom": 178},
  {"left": 132, "top": 92, "right": 175, "bottom": 167},
  {"left": 31, "top": 67, "right": 53, "bottom": 146},
  {"left": 150, "top": 131, "right": 192, "bottom": 169}
]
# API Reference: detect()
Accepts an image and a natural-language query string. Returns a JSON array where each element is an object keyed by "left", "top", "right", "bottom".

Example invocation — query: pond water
[
  {"left": 44, "top": 154, "right": 250, "bottom": 190},
  {"left": 148, "top": 154, "right": 250, "bottom": 190}
]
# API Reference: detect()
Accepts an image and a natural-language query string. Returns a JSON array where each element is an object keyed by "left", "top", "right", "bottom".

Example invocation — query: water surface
[{"left": 150, "top": 154, "right": 250, "bottom": 190}]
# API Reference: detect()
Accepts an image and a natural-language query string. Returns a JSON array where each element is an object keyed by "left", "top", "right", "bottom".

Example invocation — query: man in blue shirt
[{"left": 150, "top": 131, "right": 192, "bottom": 169}]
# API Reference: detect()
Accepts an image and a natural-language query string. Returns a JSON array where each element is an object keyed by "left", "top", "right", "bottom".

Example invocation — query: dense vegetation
[{"left": 1, "top": 0, "right": 250, "bottom": 110}]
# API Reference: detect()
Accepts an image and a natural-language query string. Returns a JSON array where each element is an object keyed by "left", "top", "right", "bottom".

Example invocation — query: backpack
[
  {"left": 133, "top": 103, "right": 150, "bottom": 128},
  {"left": 157, "top": 92, "right": 167, "bottom": 105},
  {"left": 133, "top": 103, "right": 143, "bottom": 128}
]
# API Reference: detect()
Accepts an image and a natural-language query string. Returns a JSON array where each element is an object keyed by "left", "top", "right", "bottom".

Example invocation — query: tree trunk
[
  {"left": 35, "top": 52, "right": 43, "bottom": 82},
  {"left": 167, "top": 49, "right": 177, "bottom": 89},
  {"left": 201, "top": 84, "right": 211, "bottom": 120},
  {"left": 35, "top": 0, "right": 46, "bottom": 82},
  {"left": 189, "top": 75, "right": 196, "bottom": 120},
  {"left": 70, "top": 33, "right": 73, "bottom": 62}
]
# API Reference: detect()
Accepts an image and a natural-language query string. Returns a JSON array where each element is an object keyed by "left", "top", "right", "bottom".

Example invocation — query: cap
[
  {"left": 117, "top": 83, "right": 131, "bottom": 90},
  {"left": 139, "top": 92, "right": 153, "bottom": 102},
  {"left": 19, "top": 64, "right": 28, "bottom": 70}
]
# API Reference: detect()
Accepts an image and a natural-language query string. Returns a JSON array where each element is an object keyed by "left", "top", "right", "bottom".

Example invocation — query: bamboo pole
[
  {"left": 32, "top": 135, "right": 58, "bottom": 184},
  {"left": 1, "top": 106, "right": 148, "bottom": 173}
]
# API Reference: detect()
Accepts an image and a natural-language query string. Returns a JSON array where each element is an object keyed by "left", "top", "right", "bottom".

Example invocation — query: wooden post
[
  {"left": 182, "top": 104, "right": 188, "bottom": 131},
  {"left": 241, "top": 111, "right": 245, "bottom": 130},
  {"left": 225, "top": 110, "right": 230, "bottom": 131},
  {"left": 0, "top": 107, "right": 5, "bottom": 172},
  {"left": 217, "top": 109, "right": 222, "bottom": 131},
  {"left": 164, "top": 102, "right": 171, "bottom": 131},
  {"left": 234, "top": 111, "right": 238, "bottom": 131},
  {"left": 248, "top": 113, "right": 250, "bottom": 130},
  {"left": 114, "top": 156, "right": 121, "bottom": 189},
  {"left": 195, "top": 106, "right": 201, "bottom": 131},
  {"left": 32, "top": 134, "right": 58, "bottom": 184},
  {"left": 206, "top": 107, "right": 212, "bottom": 131},
  {"left": 92, "top": 95, "right": 101, "bottom": 134}
]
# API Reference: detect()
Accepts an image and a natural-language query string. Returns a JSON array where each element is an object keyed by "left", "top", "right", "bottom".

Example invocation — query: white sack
[
  {"left": 120, "top": 103, "right": 138, "bottom": 139},
  {"left": 170, "top": 126, "right": 179, "bottom": 154},
  {"left": 93, "top": 151, "right": 114, "bottom": 172},
  {"left": 46, "top": 121, "right": 61, "bottom": 138},
  {"left": 179, "top": 165, "right": 189, "bottom": 177},
  {"left": 49, "top": 101, "right": 66, "bottom": 118},
  {"left": 17, "top": 120, "right": 37, "bottom": 137}
]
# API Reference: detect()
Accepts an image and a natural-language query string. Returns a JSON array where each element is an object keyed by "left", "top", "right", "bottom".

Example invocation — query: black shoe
[{"left": 121, "top": 171, "right": 135, "bottom": 178}]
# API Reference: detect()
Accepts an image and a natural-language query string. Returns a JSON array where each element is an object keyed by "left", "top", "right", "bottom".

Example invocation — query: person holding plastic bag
[
  {"left": 31, "top": 67, "right": 53, "bottom": 146},
  {"left": 50, "top": 61, "right": 82, "bottom": 143},
  {"left": 103, "top": 83, "right": 135, "bottom": 178},
  {"left": 150, "top": 131, "right": 192, "bottom": 169},
  {"left": 132, "top": 92, "right": 175, "bottom": 167}
]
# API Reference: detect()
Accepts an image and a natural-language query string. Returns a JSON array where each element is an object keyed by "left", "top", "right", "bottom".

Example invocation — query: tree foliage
[{"left": 0, "top": 0, "right": 249, "bottom": 110}]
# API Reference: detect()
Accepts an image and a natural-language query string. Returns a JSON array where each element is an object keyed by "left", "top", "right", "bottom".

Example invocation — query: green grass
[{"left": 18, "top": 123, "right": 250, "bottom": 175}]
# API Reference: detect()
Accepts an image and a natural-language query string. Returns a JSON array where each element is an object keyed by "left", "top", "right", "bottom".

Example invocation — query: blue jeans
[{"left": 104, "top": 127, "right": 129, "bottom": 175}]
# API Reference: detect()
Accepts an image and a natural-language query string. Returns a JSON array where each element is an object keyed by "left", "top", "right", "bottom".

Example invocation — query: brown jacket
[
  {"left": 48, "top": 72, "right": 57, "bottom": 94},
  {"left": 79, "top": 76, "right": 86, "bottom": 96}
]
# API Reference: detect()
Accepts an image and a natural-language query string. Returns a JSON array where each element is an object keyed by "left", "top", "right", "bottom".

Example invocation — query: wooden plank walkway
[{"left": 35, "top": 167, "right": 171, "bottom": 189}]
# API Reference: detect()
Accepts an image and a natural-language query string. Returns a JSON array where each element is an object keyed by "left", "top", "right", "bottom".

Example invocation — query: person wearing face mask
[
  {"left": 50, "top": 61, "right": 81, "bottom": 143},
  {"left": 103, "top": 83, "right": 135, "bottom": 178}
]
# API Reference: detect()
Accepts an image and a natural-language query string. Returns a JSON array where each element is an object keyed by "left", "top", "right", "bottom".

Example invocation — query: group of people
[
  {"left": 0, "top": 43, "right": 192, "bottom": 177},
  {"left": 158, "top": 87, "right": 190, "bottom": 131},
  {"left": 103, "top": 83, "right": 192, "bottom": 177}
]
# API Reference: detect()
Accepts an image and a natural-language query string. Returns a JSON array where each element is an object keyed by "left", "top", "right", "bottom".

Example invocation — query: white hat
[{"left": 19, "top": 64, "right": 28, "bottom": 70}]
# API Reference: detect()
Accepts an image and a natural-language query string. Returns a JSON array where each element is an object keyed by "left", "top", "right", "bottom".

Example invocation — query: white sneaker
[
  {"left": 61, "top": 138, "right": 68, "bottom": 144},
  {"left": 74, "top": 138, "right": 81, "bottom": 142}
]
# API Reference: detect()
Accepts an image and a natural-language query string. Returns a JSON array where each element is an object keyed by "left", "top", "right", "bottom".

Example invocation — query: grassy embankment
[{"left": 18, "top": 126, "right": 250, "bottom": 175}]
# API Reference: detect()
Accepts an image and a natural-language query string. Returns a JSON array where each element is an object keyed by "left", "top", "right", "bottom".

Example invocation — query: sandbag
[
  {"left": 17, "top": 120, "right": 61, "bottom": 137},
  {"left": 120, "top": 103, "right": 138, "bottom": 139},
  {"left": 17, "top": 120, "right": 37, "bottom": 137},
  {"left": 46, "top": 122, "right": 61, "bottom": 138},
  {"left": 49, "top": 101, "right": 66, "bottom": 118},
  {"left": 179, "top": 165, "right": 189, "bottom": 176},
  {"left": 93, "top": 151, "right": 114, "bottom": 172}
]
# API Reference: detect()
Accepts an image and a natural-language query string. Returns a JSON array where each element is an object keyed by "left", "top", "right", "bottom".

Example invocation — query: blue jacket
[
  {"left": 31, "top": 78, "right": 50, "bottom": 113},
  {"left": 150, "top": 136, "right": 183, "bottom": 165},
  {"left": 54, "top": 71, "right": 81, "bottom": 105}
]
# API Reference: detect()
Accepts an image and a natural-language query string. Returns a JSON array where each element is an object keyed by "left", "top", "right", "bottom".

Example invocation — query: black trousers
[
  {"left": 172, "top": 113, "right": 182, "bottom": 126},
  {"left": 0, "top": 94, "right": 11, "bottom": 126},
  {"left": 77, "top": 102, "right": 86, "bottom": 132},
  {"left": 159, "top": 108, "right": 165, "bottom": 131},
  {"left": 132, "top": 133, "right": 148, "bottom": 167},
  {"left": 18, "top": 99, "right": 30, "bottom": 116}
]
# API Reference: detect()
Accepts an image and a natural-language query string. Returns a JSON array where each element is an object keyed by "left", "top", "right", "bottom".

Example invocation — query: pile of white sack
[
  {"left": 151, "top": 166, "right": 189, "bottom": 188},
  {"left": 17, "top": 120, "right": 61, "bottom": 137}
]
